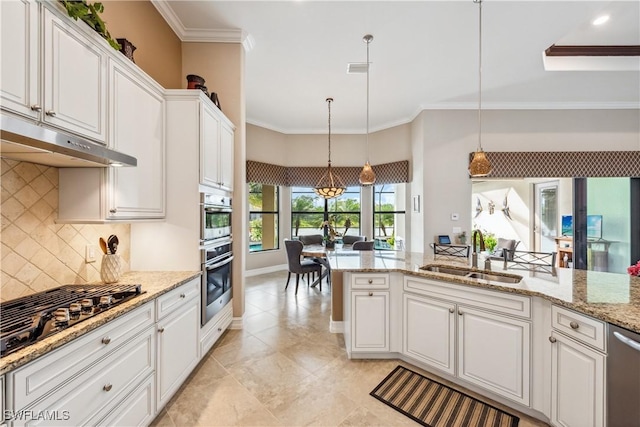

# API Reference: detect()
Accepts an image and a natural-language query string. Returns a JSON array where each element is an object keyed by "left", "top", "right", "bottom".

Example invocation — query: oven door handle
[{"left": 205, "top": 255, "right": 234, "bottom": 271}]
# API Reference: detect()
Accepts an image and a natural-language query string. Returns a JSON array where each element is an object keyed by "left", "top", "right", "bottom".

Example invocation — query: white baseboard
[
  {"left": 330, "top": 318, "right": 344, "bottom": 334},
  {"left": 230, "top": 316, "right": 243, "bottom": 329},
  {"left": 245, "top": 264, "right": 287, "bottom": 277}
]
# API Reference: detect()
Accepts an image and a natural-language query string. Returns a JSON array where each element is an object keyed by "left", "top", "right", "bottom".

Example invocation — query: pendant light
[
  {"left": 314, "top": 98, "right": 346, "bottom": 199},
  {"left": 359, "top": 34, "right": 376, "bottom": 185},
  {"left": 468, "top": 0, "right": 493, "bottom": 177}
]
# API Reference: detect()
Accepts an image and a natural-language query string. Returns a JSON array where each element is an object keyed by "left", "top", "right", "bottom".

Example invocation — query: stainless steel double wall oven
[{"left": 200, "top": 191, "right": 233, "bottom": 326}]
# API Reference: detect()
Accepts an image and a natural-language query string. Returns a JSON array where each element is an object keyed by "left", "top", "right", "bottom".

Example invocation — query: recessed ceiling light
[{"left": 592, "top": 15, "right": 609, "bottom": 26}]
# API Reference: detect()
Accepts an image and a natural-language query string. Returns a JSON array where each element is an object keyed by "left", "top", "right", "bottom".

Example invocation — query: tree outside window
[
  {"left": 373, "top": 184, "right": 406, "bottom": 250},
  {"left": 249, "top": 183, "right": 279, "bottom": 252},
  {"left": 291, "top": 187, "right": 361, "bottom": 238}
]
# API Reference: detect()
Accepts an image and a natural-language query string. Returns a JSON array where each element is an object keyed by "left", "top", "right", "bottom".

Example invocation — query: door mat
[{"left": 370, "top": 365, "right": 519, "bottom": 427}]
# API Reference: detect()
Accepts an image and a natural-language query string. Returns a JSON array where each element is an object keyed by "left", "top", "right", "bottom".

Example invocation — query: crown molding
[{"left": 150, "top": 0, "right": 254, "bottom": 51}]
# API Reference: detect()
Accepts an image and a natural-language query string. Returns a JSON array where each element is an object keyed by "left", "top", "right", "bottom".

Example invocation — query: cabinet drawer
[
  {"left": 11, "top": 302, "right": 154, "bottom": 410},
  {"left": 551, "top": 305, "right": 606, "bottom": 352},
  {"left": 156, "top": 278, "right": 200, "bottom": 320},
  {"left": 351, "top": 273, "right": 389, "bottom": 290},
  {"left": 13, "top": 327, "right": 155, "bottom": 426},
  {"left": 96, "top": 375, "right": 155, "bottom": 427},
  {"left": 404, "top": 276, "right": 531, "bottom": 319},
  {"left": 200, "top": 300, "right": 233, "bottom": 357}
]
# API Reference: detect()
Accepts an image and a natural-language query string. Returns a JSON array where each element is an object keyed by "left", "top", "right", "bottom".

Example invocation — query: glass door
[{"left": 534, "top": 181, "right": 558, "bottom": 253}]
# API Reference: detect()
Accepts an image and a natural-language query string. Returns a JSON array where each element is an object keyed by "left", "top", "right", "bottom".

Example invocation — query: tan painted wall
[{"left": 101, "top": 0, "right": 182, "bottom": 89}]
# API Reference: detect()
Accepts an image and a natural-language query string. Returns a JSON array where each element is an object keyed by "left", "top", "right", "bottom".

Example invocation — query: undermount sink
[{"left": 420, "top": 264, "right": 523, "bottom": 284}]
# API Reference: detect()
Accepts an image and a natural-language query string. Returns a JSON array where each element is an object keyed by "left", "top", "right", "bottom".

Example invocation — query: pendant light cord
[
  {"left": 475, "top": 0, "right": 483, "bottom": 151},
  {"left": 366, "top": 36, "right": 370, "bottom": 162},
  {"left": 327, "top": 97, "right": 333, "bottom": 166}
]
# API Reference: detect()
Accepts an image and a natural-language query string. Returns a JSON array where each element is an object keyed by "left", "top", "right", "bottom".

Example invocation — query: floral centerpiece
[
  {"left": 628, "top": 260, "right": 640, "bottom": 277},
  {"left": 320, "top": 215, "right": 341, "bottom": 248}
]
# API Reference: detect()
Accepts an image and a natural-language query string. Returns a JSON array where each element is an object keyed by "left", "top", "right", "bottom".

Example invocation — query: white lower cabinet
[
  {"left": 403, "top": 294, "right": 455, "bottom": 375},
  {"left": 351, "top": 291, "right": 390, "bottom": 352},
  {"left": 156, "top": 280, "right": 200, "bottom": 410},
  {"left": 549, "top": 306, "right": 606, "bottom": 427},
  {"left": 457, "top": 305, "right": 531, "bottom": 406},
  {"left": 200, "top": 300, "right": 233, "bottom": 356}
]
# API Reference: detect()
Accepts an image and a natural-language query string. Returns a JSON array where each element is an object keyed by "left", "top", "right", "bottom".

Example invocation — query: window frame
[{"left": 248, "top": 183, "right": 280, "bottom": 253}]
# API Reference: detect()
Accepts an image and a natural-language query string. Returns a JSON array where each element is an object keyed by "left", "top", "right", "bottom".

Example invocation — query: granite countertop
[
  {"left": 0, "top": 271, "right": 201, "bottom": 375},
  {"left": 327, "top": 250, "right": 640, "bottom": 334}
]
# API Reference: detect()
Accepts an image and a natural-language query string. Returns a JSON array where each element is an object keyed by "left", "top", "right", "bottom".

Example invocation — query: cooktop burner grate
[{"left": 0, "top": 283, "right": 142, "bottom": 357}]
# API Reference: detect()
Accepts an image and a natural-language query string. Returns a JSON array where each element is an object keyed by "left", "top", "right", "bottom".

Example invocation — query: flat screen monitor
[
  {"left": 438, "top": 235, "right": 451, "bottom": 244},
  {"left": 561, "top": 215, "right": 572, "bottom": 236},
  {"left": 587, "top": 215, "right": 603, "bottom": 239}
]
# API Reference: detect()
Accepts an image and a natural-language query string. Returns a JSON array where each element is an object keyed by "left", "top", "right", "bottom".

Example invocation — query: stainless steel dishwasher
[{"left": 608, "top": 324, "right": 640, "bottom": 427}]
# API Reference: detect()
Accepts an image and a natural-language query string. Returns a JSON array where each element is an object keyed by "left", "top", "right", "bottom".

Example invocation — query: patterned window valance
[
  {"left": 246, "top": 160, "right": 409, "bottom": 186},
  {"left": 470, "top": 151, "right": 640, "bottom": 178}
]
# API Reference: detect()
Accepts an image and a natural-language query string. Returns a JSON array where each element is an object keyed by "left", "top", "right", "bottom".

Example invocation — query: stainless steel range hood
[{"left": 0, "top": 114, "right": 137, "bottom": 167}]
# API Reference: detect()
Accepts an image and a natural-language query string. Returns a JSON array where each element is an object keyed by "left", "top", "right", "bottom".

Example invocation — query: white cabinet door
[
  {"left": 200, "top": 102, "right": 221, "bottom": 188},
  {"left": 219, "top": 122, "right": 234, "bottom": 191},
  {"left": 42, "top": 7, "right": 107, "bottom": 143},
  {"left": 0, "top": 0, "right": 39, "bottom": 118},
  {"left": 458, "top": 305, "right": 531, "bottom": 406},
  {"left": 351, "top": 291, "right": 389, "bottom": 352},
  {"left": 403, "top": 294, "right": 455, "bottom": 375},
  {"left": 156, "top": 297, "right": 200, "bottom": 409},
  {"left": 550, "top": 332, "right": 605, "bottom": 427},
  {"left": 108, "top": 61, "right": 165, "bottom": 219}
]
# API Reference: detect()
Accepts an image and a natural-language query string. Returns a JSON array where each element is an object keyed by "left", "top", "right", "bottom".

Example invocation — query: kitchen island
[{"left": 327, "top": 249, "right": 640, "bottom": 334}]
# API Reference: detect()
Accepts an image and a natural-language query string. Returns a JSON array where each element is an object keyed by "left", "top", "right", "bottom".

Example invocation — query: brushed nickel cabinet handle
[
  {"left": 101, "top": 337, "right": 111, "bottom": 345},
  {"left": 180, "top": 293, "right": 186, "bottom": 298},
  {"left": 449, "top": 308, "right": 454, "bottom": 313},
  {"left": 549, "top": 336, "right": 557, "bottom": 343},
  {"left": 45, "top": 110, "right": 56, "bottom": 117},
  {"left": 103, "top": 384, "right": 112, "bottom": 392},
  {"left": 30, "top": 104, "right": 42, "bottom": 112},
  {"left": 569, "top": 321, "right": 579, "bottom": 329},
  {"left": 158, "top": 327, "right": 165, "bottom": 333},
  {"left": 218, "top": 327, "right": 222, "bottom": 332},
  {"left": 368, "top": 279, "right": 373, "bottom": 284},
  {"left": 458, "top": 309, "right": 463, "bottom": 315},
  {"left": 109, "top": 208, "right": 117, "bottom": 214},
  {"left": 368, "top": 292, "right": 373, "bottom": 296}
]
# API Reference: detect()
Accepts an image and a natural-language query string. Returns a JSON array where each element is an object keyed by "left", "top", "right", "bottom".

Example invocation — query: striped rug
[{"left": 370, "top": 366, "right": 519, "bottom": 427}]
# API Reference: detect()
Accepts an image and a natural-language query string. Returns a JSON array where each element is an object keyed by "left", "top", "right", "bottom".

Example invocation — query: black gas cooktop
[{"left": 0, "top": 283, "right": 143, "bottom": 357}]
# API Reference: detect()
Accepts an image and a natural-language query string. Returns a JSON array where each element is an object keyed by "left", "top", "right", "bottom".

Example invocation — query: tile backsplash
[{"left": 1, "top": 159, "right": 130, "bottom": 301}]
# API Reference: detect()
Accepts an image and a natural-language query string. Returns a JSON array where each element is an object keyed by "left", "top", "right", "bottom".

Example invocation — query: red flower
[{"left": 628, "top": 260, "right": 640, "bottom": 276}]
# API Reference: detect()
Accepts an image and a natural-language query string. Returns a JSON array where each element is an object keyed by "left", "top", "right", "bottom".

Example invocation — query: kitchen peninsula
[{"left": 329, "top": 249, "right": 640, "bottom": 426}]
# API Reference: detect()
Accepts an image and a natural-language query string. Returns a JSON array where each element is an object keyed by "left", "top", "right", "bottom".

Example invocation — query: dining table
[{"left": 301, "top": 243, "right": 351, "bottom": 288}]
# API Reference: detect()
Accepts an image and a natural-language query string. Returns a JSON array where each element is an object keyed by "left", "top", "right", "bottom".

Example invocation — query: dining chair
[
  {"left": 298, "top": 234, "right": 324, "bottom": 246},
  {"left": 284, "top": 239, "right": 323, "bottom": 294},
  {"left": 352, "top": 241, "right": 375, "bottom": 251},
  {"left": 342, "top": 235, "right": 365, "bottom": 245}
]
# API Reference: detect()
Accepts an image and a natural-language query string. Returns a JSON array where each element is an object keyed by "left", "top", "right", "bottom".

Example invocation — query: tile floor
[{"left": 151, "top": 271, "right": 550, "bottom": 426}]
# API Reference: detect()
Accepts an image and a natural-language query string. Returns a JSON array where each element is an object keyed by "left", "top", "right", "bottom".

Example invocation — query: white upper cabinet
[
  {"left": 200, "top": 100, "right": 234, "bottom": 191},
  {"left": 1, "top": 1, "right": 108, "bottom": 143},
  {"left": 42, "top": 6, "right": 107, "bottom": 143},
  {"left": 0, "top": 0, "right": 39, "bottom": 119},
  {"left": 107, "top": 61, "right": 165, "bottom": 219}
]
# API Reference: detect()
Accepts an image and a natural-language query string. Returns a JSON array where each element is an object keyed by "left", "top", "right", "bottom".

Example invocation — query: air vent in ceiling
[{"left": 347, "top": 62, "right": 369, "bottom": 74}]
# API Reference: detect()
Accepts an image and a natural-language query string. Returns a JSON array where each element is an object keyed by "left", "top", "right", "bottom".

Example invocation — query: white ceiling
[{"left": 154, "top": 1, "right": 640, "bottom": 134}]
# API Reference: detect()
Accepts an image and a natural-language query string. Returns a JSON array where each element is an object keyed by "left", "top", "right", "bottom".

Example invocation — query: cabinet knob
[
  {"left": 101, "top": 336, "right": 111, "bottom": 345},
  {"left": 158, "top": 327, "right": 165, "bottom": 333},
  {"left": 45, "top": 110, "right": 56, "bottom": 117},
  {"left": 368, "top": 279, "right": 373, "bottom": 284},
  {"left": 449, "top": 308, "right": 454, "bottom": 313},
  {"left": 218, "top": 327, "right": 222, "bottom": 332},
  {"left": 368, "top": 292, "right": 373, "bottom": 296},
  {"left": 549, "top": 336, "right": 557, "bottom": 343},
  {"left": 30, "top": 104, "right": 42, "bottom": 112},
  {"left": 103, "top": 384, "right": 112, "bottom": 392},
  {"left": 569, "top": 321, "right": 580, "bottom": 329},
  {"left": 458, "top": 309, "right": 463, "bottom": 315},
  {"left": 109, "top": 208, "right": 117, "bottom": 214},
  {"left": 180, "top": 293, "right": 186, "bottom": 299}
]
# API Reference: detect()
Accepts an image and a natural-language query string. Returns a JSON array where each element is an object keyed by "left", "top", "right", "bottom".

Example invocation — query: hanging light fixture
[
  {"left": 314, "top": 98, "right": 346, "bottom": 199},
  {"left": 468, "top": 0, "right": 493, "bottom": 177},
  {"left": 359, "top": 34, "right": 376, "bottom": 185}
]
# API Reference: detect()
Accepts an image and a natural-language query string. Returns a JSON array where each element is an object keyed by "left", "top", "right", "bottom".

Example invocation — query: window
[
  {"left": 291, "top": 187, "right": 361, "bottom": 238},
  {"left": 373, "top": 184, "right": 406, "bottom": 250},
  {"left": 249, "top": 183, "right": 279, "bottom": 252}
]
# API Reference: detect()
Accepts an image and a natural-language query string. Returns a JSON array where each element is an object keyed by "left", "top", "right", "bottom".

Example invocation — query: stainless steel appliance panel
[{"left": 607, "top": 324, "right": 640, "bottom": 427}]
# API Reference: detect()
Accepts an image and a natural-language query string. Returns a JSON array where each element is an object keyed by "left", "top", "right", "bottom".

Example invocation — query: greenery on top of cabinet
[{"left": 59, "top": 0, "right": 120, "bottom": 50}]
